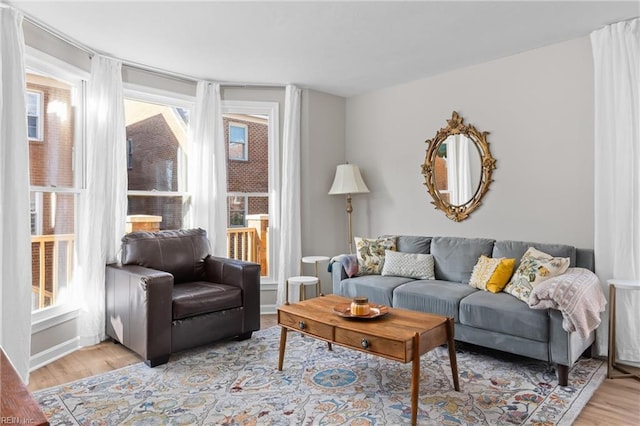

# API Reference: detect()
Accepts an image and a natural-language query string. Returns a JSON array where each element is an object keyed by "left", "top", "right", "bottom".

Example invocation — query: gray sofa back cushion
[
  {"left": 492, "top": 240, "right": 577, "bottom": 271},
  {"left": 121, "top": 228, "right": 211, "bottom": 284},
  {"left": 431, "top": 237, "right": 495, "bottom": 283},
  {"left": 395, "top": 236, "right": 432, "bottom": 254}
]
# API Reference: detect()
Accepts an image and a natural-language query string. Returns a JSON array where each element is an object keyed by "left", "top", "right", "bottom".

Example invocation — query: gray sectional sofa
[{"left": 331, "top": 236, "right": 596, "bottom": 386}]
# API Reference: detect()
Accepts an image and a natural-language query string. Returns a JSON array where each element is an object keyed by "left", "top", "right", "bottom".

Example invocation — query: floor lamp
[{"left": 328, "top": 164, "right": 370, "bottom": 253}]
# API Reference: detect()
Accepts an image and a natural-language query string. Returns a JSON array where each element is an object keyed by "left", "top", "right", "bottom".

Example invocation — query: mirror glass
[
  {"left": 421, "top": 111, "right": 496, "bottom": 221},
  {"left": 433, "top": 134, "right": 483, "bottom": 206}
]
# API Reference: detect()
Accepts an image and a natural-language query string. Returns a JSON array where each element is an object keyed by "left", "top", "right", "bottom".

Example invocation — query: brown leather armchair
[{"left": 105, "top": 228, "right": 260, "bottom": 366}]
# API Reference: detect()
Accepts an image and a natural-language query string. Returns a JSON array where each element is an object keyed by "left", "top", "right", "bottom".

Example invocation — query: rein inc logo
[{"left": 1, "top": 418, "right": 37, "bottom": 424}]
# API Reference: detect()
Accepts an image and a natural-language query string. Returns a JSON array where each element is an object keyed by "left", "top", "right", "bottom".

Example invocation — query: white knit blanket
[{"left": 528, "top": 267, "right": 606, "bottom": 338}]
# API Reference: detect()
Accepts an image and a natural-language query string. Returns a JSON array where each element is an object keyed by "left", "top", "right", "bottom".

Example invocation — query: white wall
[
  {"left": 301, "top": 89, "right": 346, "bottom": 294},
  {"left": 344, "top": 37, "right": 595, "bottom": 249}
]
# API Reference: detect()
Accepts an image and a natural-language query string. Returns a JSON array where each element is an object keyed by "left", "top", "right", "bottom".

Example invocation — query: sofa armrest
[
  {"left": 204, "top": 256, "right": 260, "bottom": 331},
  {"left": 105, "top": 264, "right": 173, "bottom": 365},
  {"left": 329, "top": 254, "right": 358, "bottom": 295}
]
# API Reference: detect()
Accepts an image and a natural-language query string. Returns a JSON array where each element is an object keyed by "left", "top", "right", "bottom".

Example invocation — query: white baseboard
[
  {"left": 30, "top": 337, "right": 80, "bottom": 372},
  {"left": 261, "top": 304, "right": 277, "bottom": 315}
]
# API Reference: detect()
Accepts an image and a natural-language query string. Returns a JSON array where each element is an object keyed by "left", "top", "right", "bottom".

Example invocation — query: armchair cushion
[
  {"left": 121, "top": 228, "right": 210, "bottom": 284},
  {"left": 172, "top": 282, "right": 242, "bottom": 320}
]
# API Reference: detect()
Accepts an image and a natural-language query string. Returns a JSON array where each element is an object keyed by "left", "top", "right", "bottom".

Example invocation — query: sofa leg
[
  {"left": 235, "top": 332, "right": 253, "bottom": 341},
  {"left": 145, "top": 355, "right": 170, "bottom": 367},
  {"left": 557, "top": 364, "right": 569, "bottom": 386}
]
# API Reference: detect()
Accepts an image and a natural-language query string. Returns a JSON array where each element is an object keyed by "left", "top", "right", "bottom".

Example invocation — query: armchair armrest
[
  {"left": 204, "top": 256, "right": 260, "bottom": 331},
  {"left": 105, "top": 263, "right": 173, "bottom": 366}
]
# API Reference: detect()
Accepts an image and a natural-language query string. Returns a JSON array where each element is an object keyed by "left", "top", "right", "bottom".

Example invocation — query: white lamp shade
[{"left": 328, "top": 164, "right": 370, "bottom": 195}]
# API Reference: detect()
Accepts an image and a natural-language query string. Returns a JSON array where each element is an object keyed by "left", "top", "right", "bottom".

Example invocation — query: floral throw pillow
[
  {"left": 354, "top": 236, "right": 397, "bottom": 275},
  {"left": 504, "top": 247, "right": 570, "bottom": 302}
]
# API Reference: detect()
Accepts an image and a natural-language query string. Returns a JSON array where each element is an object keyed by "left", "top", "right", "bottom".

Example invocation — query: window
[
  {"left": 27, "top": 90, "right": 43, "bottom": 141},
  {"left": 222, "top": 105, "right": 278, "bottom": 281},
  {"left": 229, "top": 122, "right": 248, "bottom": 160},
  {"left": 124, "top": 93, "right": 192, "bottom": 231},
  {"left": 26, "top": 66, "right": 85, "bottom": 312}
]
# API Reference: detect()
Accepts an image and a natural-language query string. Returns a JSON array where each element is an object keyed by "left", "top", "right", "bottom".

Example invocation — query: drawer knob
[
  {"left": 298, "top": 321, "right": 306, "bottom": 330},
  {"left": 361, "top": 338, "right": 370, "bottom": 349}
]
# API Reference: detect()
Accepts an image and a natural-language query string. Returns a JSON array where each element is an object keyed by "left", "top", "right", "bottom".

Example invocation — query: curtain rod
[{"left": 21, "top": 11, "right": 286, "bottom": 90}]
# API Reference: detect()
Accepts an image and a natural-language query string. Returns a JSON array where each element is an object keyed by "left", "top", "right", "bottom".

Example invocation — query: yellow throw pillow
[
  {"left": 469, "top": 255, "right": 515, "bottom": 293},
  {"left": 486, "top": 258, "right": 515, "bottom": 293}
]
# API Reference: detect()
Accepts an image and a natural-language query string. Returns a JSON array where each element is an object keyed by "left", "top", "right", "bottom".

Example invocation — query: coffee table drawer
[
  {"left": 279, "top": 311, "right": 333, "bottom": 341},
  {"left": 335, "top": 328, "right": 405, "bottom": 361}
]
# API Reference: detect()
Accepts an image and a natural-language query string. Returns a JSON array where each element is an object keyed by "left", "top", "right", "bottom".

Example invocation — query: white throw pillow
[{"left": 381, "top": 250, "right": 435, "bottom": 280}]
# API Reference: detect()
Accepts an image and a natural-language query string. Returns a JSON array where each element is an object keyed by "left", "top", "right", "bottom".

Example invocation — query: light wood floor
[{"left": 28, "top": 315, "right": 639, "bottom": 425}]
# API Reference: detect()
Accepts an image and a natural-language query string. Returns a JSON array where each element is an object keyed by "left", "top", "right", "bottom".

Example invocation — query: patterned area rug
[{"left": 35, "top": 326, "right": 605, "bottom": 425}]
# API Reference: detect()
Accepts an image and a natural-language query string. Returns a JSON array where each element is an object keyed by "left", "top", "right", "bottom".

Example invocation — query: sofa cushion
[
  {"left": 172, "top": 281, "right": 242, "bottom": 320},
  {"left": 381, "top": 250, "right": 435, "bottom": 280},
  {"left": 121, "top": 228, "right": 210, "bottom": 284},
  {"left": 459, "top": 291, "right": 549, "bottom": 342},
  {"left": 354, "top": 236, "right": 397, "bottom": 275},
  {"left": 338, "top": 275, "right": 414, "bottom": 306},
  {"left": 492, "top": 240, "right": 576, "bottom": 270},
  {"left": 393, "top": 280, "right": 477, "bottom": 321},
  {"left": 396, "top": 236, "right": 432, "bottom": 254},
  {"left": 430, "top": 237, "right": 495, "bottom": 283},
  {"left": 504, "top": 247, "right": 570, "bottom": 302}
]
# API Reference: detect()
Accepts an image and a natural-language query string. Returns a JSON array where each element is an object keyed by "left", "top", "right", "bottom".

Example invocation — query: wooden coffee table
[{"left": 277, "top": 294, "right": 459, "bottom": 425}]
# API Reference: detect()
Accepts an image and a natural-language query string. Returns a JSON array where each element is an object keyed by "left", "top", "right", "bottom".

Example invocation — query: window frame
[
  {"left": 222, "top": 101, "right": 279, "bottom": 286},
  {"left": 25, "top": 48, "right": 87, "bottom": 322}
]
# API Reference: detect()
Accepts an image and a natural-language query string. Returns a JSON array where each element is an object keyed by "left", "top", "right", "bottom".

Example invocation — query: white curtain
[
  {"left": 276, "top": 85, "right": 302, "bottom": 306},
  {"left": 76, "top": 55, "right": 127, "bottom": 347},
  {"left": 446, "top": 135, "right": 473, "bottom": 205},
  {"left": 592, "top": 18, "right": 640, "bottom": 360},
  {"left": 189, "top": 81, "right": 227, "bottom": 256},
  {"left": 0, "top": 6, "right": 32, "bottom": 382}
]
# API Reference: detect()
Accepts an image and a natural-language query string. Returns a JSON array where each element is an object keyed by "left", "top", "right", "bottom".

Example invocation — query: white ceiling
[{"left": 8, "top": 0, "right": 640, "bottom": 97}]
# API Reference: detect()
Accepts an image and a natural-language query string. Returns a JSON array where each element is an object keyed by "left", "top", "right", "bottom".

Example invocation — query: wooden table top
[
  {"left": 1, "top": 348, "right": 49, "bottom": 426},
  {"left": 278, "top": 294, "right": 449, "bottom": 341}
]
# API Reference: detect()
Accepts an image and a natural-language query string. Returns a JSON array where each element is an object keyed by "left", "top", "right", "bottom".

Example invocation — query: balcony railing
[
  {"left": 227, "top": 227, "right": 268, "bottom": 276},
  {"left": 31, "top": 233, "right": 74, "bottom": 310}
]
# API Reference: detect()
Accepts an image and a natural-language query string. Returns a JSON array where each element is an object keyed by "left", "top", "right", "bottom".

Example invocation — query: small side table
[
  {"left": 301, "top": 255, "right": 330, "bottom": 296},
  {"left": 607, "top": 279, "right": 640, "bottom": 380}
]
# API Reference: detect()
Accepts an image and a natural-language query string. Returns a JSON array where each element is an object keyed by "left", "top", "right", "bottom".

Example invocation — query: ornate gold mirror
[{"left": 421, "top": 111, "right": 496, "bottom": 222}]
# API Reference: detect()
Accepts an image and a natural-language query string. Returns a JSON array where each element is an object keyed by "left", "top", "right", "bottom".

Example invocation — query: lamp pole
[{"left": 346, "top": 193, "right": 353, "bottom": 253}]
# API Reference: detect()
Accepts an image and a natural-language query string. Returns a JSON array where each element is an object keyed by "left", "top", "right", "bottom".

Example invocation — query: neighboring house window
[
  {"left": 127, "top": 138, "right": 133, "bottom": 170},
  {"left": 229, "top": 122, "right": 248, "bottom": 160},
  {"left": 30, "top": 192, "right": 43, "bottom": 235},
  {"left": 27, "top": 90, "right": 43, "bottom": 141},
  {"left": 124, "top": 94, "right": 191, "bottom": 231}
]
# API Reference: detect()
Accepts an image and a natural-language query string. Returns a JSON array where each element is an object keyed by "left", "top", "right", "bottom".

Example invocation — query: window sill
[{"left": 31, "top": 304, "right": 81, "bottom": 334}]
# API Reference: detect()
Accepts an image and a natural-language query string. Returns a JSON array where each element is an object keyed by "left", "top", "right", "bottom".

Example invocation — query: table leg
[
  {"left": 411, "top": 332, "right": 420, "bottom": 426},
  {"left": 446, "top": 317, "right": 460, "bottom": 391},
  {"left": 608, "top": 284, "right": 615, "bottom": 378},
  {"left": 278, "top": 327, "right": 288, "bottom": 371}
]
